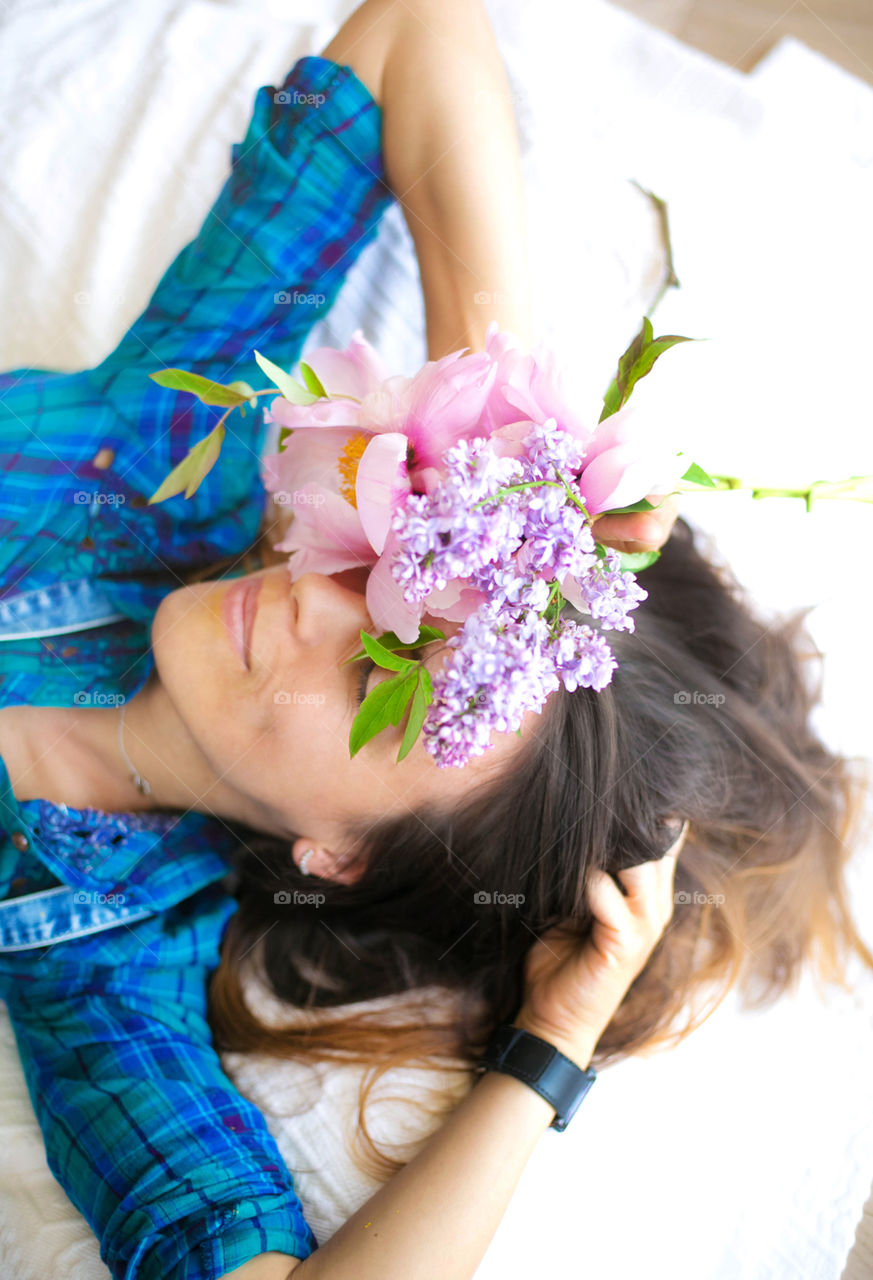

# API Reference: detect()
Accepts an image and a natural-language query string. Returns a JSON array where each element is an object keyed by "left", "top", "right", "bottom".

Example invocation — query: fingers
[
  {"left": 603, "top": 824, "right": 687, "bottom": 932},
  {"left": 592, "top": 492, "right": 681, "bottom": 554},
  {"left": 586, "top": 868, "right": 631, "bottom": 934}
]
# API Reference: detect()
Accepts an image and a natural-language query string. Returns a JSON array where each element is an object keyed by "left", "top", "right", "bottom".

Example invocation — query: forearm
[
  {"left": 324, "top": 0, "right": 531, "bottom": 359},
  {"left": 384, "top": 0, "right": 531, "bottom": 358},
  {"left": 294, "top": 1071, "right": 557, "bottom": 1279}
]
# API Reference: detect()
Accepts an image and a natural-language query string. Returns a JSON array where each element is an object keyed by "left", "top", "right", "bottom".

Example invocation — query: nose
[{"left": 292, "top": 572, "right": 372, "bottom": 653}]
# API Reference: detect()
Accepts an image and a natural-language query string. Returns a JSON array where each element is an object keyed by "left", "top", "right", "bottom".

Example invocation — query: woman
[
  {"left": 0, "top": 2, "right": 867, "bottom": 1278},
  {"left": 0, "top": 2, "right": 686, "bottom": 1276}
]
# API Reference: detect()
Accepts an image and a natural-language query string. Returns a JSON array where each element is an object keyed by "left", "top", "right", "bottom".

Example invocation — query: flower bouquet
[{"left": 148, "top": 319, "right": 872, "bottom": 767}]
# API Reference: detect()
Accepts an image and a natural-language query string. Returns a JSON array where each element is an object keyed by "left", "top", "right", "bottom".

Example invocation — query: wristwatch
[{"left": 478, "top": 1024, "right": 597, "bottom": 1131}]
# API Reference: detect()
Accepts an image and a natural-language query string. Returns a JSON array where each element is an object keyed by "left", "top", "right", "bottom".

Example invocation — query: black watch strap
[{"left": 478, "top": 1025, "right": 596, "bottom": 1132}]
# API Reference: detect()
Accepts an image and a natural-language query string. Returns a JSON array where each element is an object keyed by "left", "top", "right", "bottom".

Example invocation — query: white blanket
[{"left": 1, "top": 0, "right": 872, "bottom": 1276}]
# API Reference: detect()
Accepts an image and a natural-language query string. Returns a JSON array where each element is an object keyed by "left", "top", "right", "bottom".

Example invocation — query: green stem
[
  {"left": 690, "top": 473, "right": 873, "bottom": 513},
  {"left": 470, "top": 479, "right": 562, "bottom": 511},
  {"left": 555, "top": 468, "right": 590, "bottom": 519}
]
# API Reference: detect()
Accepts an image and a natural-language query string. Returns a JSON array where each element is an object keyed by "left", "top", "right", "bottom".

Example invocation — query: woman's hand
[
  {"left": 515, "top": 823, "right": 687, "bottom": 1068},
  {"left": 592, "top": 492, "right": 681, "bottom": 557}
]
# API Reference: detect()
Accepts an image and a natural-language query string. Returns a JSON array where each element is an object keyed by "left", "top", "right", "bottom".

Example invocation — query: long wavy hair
[{"left": 209, "top": 518, "right": 872, "bottom": 1173}]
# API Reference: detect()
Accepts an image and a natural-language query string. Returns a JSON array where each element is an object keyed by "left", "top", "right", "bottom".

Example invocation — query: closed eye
[{"left": 355, "top": 657, "right": 375, "bottom": 707}]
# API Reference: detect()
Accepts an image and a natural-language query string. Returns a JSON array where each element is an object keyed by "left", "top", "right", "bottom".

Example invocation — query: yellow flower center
[{"left": 336, "top": 433, "right": 370, "bottom": 508}]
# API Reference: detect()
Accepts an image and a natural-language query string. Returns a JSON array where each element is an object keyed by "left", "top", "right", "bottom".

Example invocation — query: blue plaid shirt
[{"left": 0, "top": 55, "right": 394, "bottom": 1279}]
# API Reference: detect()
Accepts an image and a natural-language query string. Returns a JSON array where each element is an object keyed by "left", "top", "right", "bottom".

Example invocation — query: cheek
[{"left": 151, "top": 584, "right": 257, "bottom": 750}]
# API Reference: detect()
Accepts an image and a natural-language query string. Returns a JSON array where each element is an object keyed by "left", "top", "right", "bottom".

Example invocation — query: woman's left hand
[{"left": 592, "top": 492, "right": 681, "bottom": 556}]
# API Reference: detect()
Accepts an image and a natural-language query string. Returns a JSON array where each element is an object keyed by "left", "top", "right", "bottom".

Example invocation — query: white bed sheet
[{"left": 1, "top": 0, "right": 872, "bottom": 1276}]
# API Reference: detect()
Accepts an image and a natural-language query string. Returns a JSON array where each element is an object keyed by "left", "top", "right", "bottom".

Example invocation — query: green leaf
[
  {"left": 148, "top": 422, "right": 225, "bottom": 504},
  {"left": 277, "top": 427, "right": 292, "bottom": 453},
  {"left": 617, "top": 549, "right": 661, "bottom": 572},
  {"left": 598, "top": 497, "right": 657, "bottom": 517},
  {"left": 360, "top": 631, "right": 416, "bottom": 673},
  {"left": 396, "top": 671, "right": 430, "bottom": 762},
  {"left": 254, "top": 350, "right": 318, "bottom": 405},
  {"left": 600, "top": 318, "right": 697, "bottom": 422},
  {"left": 680, "top": 461, "right": 716, "bottom": 488},
  {"left": 299, "top": 361, "right": 328, "bottom": 398},
  {"left": 349, "top": 670, "right": 418, "bottom": 757},
  {"left": 345, "top": 625, "right": 445, "bottom": 665},
  {"left": 149, "top": 368, "right": 252, "bottom": 408}
]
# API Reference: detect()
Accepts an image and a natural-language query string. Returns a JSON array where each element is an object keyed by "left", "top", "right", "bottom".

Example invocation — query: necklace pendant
[{"left": 134, "top": 774, "right": 152, "bottom": 797}]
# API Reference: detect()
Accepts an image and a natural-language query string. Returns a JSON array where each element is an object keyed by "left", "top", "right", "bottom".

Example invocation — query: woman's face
[{"left": 151, "top": 565, "right": 525, "bottom": 851}]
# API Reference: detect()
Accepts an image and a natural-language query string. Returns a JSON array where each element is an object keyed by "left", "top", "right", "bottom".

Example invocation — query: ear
[{"left": 291, "top": 837, "right": 364, "bottom": 885}]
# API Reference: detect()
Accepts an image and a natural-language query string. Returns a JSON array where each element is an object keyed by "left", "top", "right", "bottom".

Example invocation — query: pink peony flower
[
  {"left": 259, "top": 325, "right": 683, "bottom": 639},
  {"left": 360, "top": 349, "right": 499, "bottom": 473},
  {"left": 576, "top": 401, "right": 685, "bottom": 514},
  {"left": 480, "top": 323, "right": 594, "bottom": 446}
]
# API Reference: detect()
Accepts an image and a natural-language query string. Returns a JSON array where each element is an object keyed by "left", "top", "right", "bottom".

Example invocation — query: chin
[{"left": 150, "top": 580, "right": 231, "bottom": 693}]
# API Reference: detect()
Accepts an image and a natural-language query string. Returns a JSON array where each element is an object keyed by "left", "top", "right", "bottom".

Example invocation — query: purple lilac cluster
[{"left": 390, "top": 421, "right": 648, "bottom": 767}]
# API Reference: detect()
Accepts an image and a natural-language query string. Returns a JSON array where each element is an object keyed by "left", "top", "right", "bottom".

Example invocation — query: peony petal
[
  {"left": 490, "top": 420, "right": 534, "bottom": 459},
  {"left": 404, "top": 352, "right": 498, "bottom": 469},
  {"left": 560, "top": 574, "right": 586, "bottom": 612},
  {"left": 584, "top": 401, "right": 679, "bottom": 463},
  {"left": 365, "top": 536, "right": 422, "bottom": 644},
  {"left": 425, "top": 582, "right": 486, "bottom": 622},
  {"left": 264, "top": 427, "right": 366, "bottom": 500},
  {"left": 578, "top": 445, "right": 684, "bottom": 514},
  {"left": 276, "top": 486, "right": 374, "bottom": 579},
  {"left": 302, "top": 330, "right": 388, "bottom": 399},
  {"left": 355, "top": 433, "right": 411, "bottom": 555},
  {"left": 267, "top": 394, "right": 362, "bottom": 432}
]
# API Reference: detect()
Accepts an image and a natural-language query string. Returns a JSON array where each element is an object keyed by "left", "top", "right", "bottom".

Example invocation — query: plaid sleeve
[
  {"left": 0, "top": 55, "right": 396, "bottom": 589},
  {"left": 4, "top": 887, "right": 316, "bottom": 1279},
  {"left": 90, "top": 54, "right": 396, "bottom": 513}
]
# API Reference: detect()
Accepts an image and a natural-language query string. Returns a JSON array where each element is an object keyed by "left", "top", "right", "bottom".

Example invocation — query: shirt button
[{"left": 10, "top": 830, "right": 29, "bottom": 852}]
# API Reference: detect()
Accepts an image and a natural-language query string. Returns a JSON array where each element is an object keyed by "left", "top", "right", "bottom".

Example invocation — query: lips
[{"left": 222, "top": 577, "right": 263, "bottom": 670}]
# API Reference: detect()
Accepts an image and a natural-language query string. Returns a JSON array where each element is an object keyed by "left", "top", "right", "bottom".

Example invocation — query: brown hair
[{"left": 209, "top": 518, "right": 873, "bottom": 1174}]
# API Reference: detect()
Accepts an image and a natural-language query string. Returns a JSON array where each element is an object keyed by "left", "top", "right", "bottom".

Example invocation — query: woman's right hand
[{"left": 515, "top": 824, "right": 687, "bottom": 1068}]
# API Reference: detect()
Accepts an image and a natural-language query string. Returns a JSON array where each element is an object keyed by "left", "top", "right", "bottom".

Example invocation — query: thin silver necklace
[{"left": 118, "top": 702, "right": 152, "bottom": 797}]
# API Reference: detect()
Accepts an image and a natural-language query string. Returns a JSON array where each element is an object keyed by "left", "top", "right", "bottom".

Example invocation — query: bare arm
[
  {"left": 322, "top": 0, "right": 532, "bottom": 359},
  {"left": 321, "top": 0, "right": 677, "bottom": 554},
  {"left": 224, "top": 839, "right": 685, "bottom": 1280},
  {"left": 231, "top": 1068, "right": 564, "bottom": 1280}
]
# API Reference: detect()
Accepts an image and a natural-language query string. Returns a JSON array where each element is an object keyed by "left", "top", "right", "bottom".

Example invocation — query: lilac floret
[
  {"left": 423, "top": 612, "right": 559, "bottom": 767},
  {"left": 550, "top": 620, "right": 617, "bottom": 691},
  {"left": 383, "top": 423, "right": 647, "bottom": 766},
  {"left": 574, "top": 548, "right": 648, "bottom": 632}
]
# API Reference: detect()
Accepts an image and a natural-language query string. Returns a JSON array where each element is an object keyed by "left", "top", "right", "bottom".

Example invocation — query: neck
[{"left": 0, "top": 676, "right": 251, "bottom": 826}]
